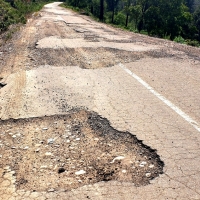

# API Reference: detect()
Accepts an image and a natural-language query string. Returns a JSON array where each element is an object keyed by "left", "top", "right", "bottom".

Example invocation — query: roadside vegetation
[
  {"left": 0, "top": 0, "right": 51, "bottom": 35},
  {"left": 62, "top": 0, "right": 200, "bottom": 47}
]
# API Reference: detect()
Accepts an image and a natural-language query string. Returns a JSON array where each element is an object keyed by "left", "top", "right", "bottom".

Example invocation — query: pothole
[
  {"left": 30, "top": 46, "right": 174, "bottom": 69},
  {"left": 0, "top": 109, "right": 164, "bottom": 192}
]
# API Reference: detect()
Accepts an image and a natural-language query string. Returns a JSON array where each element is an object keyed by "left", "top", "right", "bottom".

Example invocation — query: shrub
[
  {"left": 173, "top": 36, "right": 186, "bottom": 44},
  {"left": 114, "top": 12, "right": 126, "bottom": 26}
]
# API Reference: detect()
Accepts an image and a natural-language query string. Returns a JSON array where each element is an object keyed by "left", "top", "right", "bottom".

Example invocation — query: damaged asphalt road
[{"left": 0, "top": 2, "right": 200, "bottom": 200}]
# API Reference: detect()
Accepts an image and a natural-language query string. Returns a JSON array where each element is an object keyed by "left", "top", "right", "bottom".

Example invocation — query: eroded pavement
[{"left": 0, "top": 2, "right": 200, "bottom": 199}]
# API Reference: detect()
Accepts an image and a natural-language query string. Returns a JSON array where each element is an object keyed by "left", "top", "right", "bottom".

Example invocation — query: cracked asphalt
[{"left": 0, "top": 2, "right": 200, "bottom": 199}]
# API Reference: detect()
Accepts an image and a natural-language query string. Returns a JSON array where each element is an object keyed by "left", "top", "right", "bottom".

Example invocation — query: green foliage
[
  {"left": 0, "top": 0, "right": 51, "bottom": 34},
  {"left": 0, "top": 0, "right": 21, "bottom": 32},
  {"left": 63, "top": 0, "right": 200, "bottom": 46},
  {"left": 193, "top": 5, "right": 200, "bottom": 40},
  {"left": 114, "top": 12, "right": 126, "bottom": 25},
  {"left": 173, "top": 35, "right": 186, "bottom": 43},
  {"left": 185, "top": 39, "right": 200, "bottom": 46}
]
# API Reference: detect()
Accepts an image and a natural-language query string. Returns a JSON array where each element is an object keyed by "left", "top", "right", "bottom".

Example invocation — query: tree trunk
[
  {"left": 100, "top": 0, "right": 104, "bottom": 21},
  {"left": 125, "top": 14, "right": 129, "bottom": 27},
  {"left": 91, "top": 5, "right": 93, "bottom": 14},
  {"left": 112, "top": 9, "right": 114, "bottom": 23}
]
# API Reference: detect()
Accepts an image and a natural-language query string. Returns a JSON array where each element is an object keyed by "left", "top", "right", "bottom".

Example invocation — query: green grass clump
[
  {"left": 0, "top": 0, "right": 22, "bottom": 33},
  {"left": 0, "top": 0, "right": 51, "bottom": 35}
]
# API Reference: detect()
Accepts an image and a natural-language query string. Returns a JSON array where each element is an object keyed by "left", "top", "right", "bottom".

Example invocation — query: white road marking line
[{"left": 119, "top": 63, "right": 200, "bottom": 132}]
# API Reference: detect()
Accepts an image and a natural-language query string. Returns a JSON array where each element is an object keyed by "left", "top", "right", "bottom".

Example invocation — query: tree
[
  {"left": 99, "top": 0, "right": 104, "bottom": 21},
  {"left": 185, "top": 0, "right": 194, "bottom": 12},
  {"left": 130, "top": 5, "right": 142, "bottom": 30},
  {"left": 194, "top": 5, "right": 200, "bottom": 40},
  {"left": 106, "top": 0, "right": 120, "bottom": 23}
]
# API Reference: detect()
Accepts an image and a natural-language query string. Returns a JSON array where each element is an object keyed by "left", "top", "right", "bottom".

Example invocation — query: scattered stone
[
  {"left": 66, "top": 140, "right": 70, "bottom": 143},
  {"left": 76, "top": 138, "right": 80, "bottom": 141},
  {"left": 48, "top": 188, "right": 55, "bottom": 192},
  {"left": 40, "top": 165, "right": 48, "bottom": 169},
  {"left": 149, "top": 164, "right": 154, "bottom": 168},
  {"left": 45, "top": 152, "right": 53, "bottom": 156},
  {"left": 139, "top": 161, "right": 147, "bottom": 167},
  {"left": 122, "top": 170, "right": 127, "bottom": 173},
  {"left": 43, "top": 127, "right": 48, "bottom": 130},
  {"left": 35, "top": 148, "right": 40, "bottom": 152},
  {"left": 4, "top": 166, "right": 10, "bottom": 170},
  {"left": 47, "top": 138, "right": 54, "bottom": 144},
  {"left": 75, "top": 170, "right": 86, "bottom": 175},
  {"left": 110, "top": 156, "right": 125, "bottom": 163},
  {"left": 0, "top": 155, "right": 2, "bottom": 158},
  {"left": 12, "top": 135, "right": 16, "bottom": 138},
  {"left": 145, "top": 173, "right": 151, "bottom": 177},
  {"left": 24, "top": 146, "right": 29, "bottom": 150}
]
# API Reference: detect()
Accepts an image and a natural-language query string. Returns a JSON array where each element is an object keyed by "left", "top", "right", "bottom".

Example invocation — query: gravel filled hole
[{"left": 0, "top": 109, "right": 164, "bottom": 192}]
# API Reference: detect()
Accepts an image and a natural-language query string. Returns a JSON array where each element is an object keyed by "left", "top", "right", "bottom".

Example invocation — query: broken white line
[{"left": 119, "top": 63, "right": 200, "bottom": 133}]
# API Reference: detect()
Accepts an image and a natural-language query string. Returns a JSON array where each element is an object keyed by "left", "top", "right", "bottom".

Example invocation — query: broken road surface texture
[
  {"left": 0, "top": 109, "right": 163, "bottom": 192},
  {"left": 0, "top": 2, "right": 200, "bottom": 200}
]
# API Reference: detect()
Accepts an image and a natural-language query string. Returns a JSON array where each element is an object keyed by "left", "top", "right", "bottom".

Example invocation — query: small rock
[
  {"left": 75, "top": 170, "right": 86, "bottom": 175},
  {"left": 12, "top": 135, "right": 16, "bottom": 138},
  {"left": 146, "top": 173, "right": 151, "bottom": 177},
  {"left": 24, "top": 146, "right": 29, "bottom": 150},
  {"left": 48, "top": 188, "right": 55, "bottom": 192},
  {"left": 110, "top": 156, "right": 125, "bottom": 163},
  {"left": 45, "top": 152, "right": 52, "bottom": 156},
  {"left": 76, "top": 138, "right": 80, "bottom": 141},
  {"left": 149, "top": 164, "right": 154, "bottom": 168},
  {"left": 35, "top": 144, "right": 41, "bottom": 147},
  {"left": 94, "top": 138, "right": 99, "bottom": 141},
  {"left": 35, "top": 148, "right": 40, "bottom": 152},
  {"left": 66, "top": 140, "right": 70, "bottom": 143},
  {"left": 0, "top": 155, "right": 2, "bottom": 158},
  {"left": 43, "top": 127, "right": 48, "bottom": 130},
  {"left": 40, "top": 165, "right": 47, "bottom": 169},
  {"left": 139, "top": 161, "right": 147, "bottom": 167},
  {"left": 4, "top": 166, "right": 10, "bottom": 170},
  {"left": 122, "top": 170, "right": 127, "bottom": 173},
  {"left": 47, "top": 138, "right": 54, "bottom": 144}
]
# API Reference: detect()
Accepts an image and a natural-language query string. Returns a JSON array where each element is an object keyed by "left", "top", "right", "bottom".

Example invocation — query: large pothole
[
  {"left": 0, "top": 109, "right": 164, "bottom": 192},
  {"left": 29, "top": 47, "right": 174, "bottom": 69}
]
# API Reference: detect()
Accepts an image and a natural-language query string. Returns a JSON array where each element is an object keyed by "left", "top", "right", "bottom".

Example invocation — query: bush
[
  {"left": 173, "top": 36, "right": 186, "bottom": 44},
  {"left": 0, "top": 0, "right": 21, "bottom": 32},
  {"left": 185, "top": 39, "right": 200, "bottom": 47},
  {"left": 114, "top": 12, "right": 126, "bottom": 26},
  {"left": 0, "top": 0, "right": 50, "bottom": 34}
]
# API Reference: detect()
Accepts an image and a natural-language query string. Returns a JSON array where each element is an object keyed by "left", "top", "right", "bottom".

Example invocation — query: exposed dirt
[{"left": 0, "top": 109, "right": 163, "bottom": 192}]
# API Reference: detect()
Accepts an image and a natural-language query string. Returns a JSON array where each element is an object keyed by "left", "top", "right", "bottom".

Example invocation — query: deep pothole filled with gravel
[{"left": 0, "top": 109, "right": 164, "bottom": 192}]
